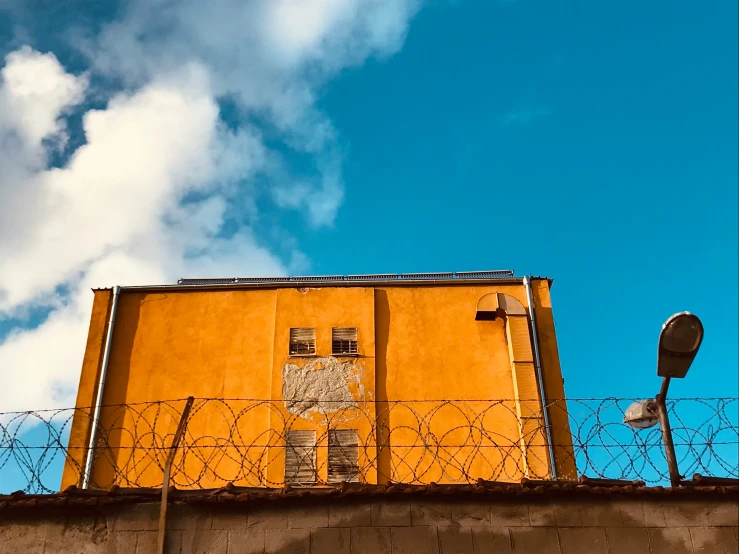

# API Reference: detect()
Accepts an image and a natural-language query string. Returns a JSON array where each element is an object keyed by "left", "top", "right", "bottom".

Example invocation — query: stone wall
[{"left": 1, "top": 494, "right": 737, "bottom": 554}]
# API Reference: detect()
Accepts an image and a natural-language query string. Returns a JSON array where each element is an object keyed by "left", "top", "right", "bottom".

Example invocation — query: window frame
[
  {"left": 289, "top": 327, "right": 316, "bottom": 357},
  {"left": 331, "top": 327, "right": 359, "bottom": 356},
  {"left": 327, "top": 428, "right": 360, "bottom": 484},
  {"left": 284, "top": 429, "right": 317, "bottom": 485}
]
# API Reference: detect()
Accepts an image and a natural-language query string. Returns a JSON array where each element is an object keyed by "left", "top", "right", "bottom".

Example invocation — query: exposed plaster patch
[{"left": 283, "top": 356, "right": 363, "bottom": 419}]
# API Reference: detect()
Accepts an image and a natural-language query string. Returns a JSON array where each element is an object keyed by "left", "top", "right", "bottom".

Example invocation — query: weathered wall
[
  {"left": 268, "top": 287, "right": 377, "bottom": 486},
  {"left": 2, "top": 495, "right": 737, "bottom": 554},
  {"left": 64, "top": 279, "right": 573, "bottom": 488}
]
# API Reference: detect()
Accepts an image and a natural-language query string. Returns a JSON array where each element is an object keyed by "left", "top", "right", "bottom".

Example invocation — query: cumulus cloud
[
  {"left": 0, "top": 0, "right": 420, "bottom": 411},
  {"left": 2, "top": 66, "right": 258, "bottom": 310},
  {"left": 0, "top": 46, "right": 87, "bottom": 148},
  {"left": 0, "top": 47, "right": 87, "bottom": 247},
  {"left": 87, "top": 0, "right": 419, "bottom": 222}
]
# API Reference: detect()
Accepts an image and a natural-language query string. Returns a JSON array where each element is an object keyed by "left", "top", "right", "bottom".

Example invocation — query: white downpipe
[
  {"left": 82, "top": 285, "right": 121, "bottom": 489},
  {"left": 523, "top": 276, "right": 558, "bottom": 480}
]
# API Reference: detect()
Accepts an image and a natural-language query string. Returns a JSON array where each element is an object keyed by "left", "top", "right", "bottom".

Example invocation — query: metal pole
[
  {"left": 157, "top": 396, "right": 195, "bottom": 554},
  {"left": 655, "top": 377, "right": 681, "bottom": 487},
  {"left": 523, "top": 276, "right": 558, "bottom": 480},
  {"left": 82, "top": 285, "right": 121, "bottom": 489}
]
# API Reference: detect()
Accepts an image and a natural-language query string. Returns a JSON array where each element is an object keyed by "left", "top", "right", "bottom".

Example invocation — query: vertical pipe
[
  {"left": 656, "top": 377, "right": 681, "bottom": 486},
  {"left": 523, "top": 276, "right": 558, "bottom": 480},
  {"left": 82, "top": 285, "right": 121, "bottom": 489}
]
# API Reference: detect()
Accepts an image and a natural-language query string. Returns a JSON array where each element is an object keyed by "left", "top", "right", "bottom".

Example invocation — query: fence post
[{"left": 157, "top": 396, "right": 194, "bottom": 554}]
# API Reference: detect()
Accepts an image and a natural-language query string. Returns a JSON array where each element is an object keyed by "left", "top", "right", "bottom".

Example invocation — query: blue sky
[
  {"left": 0, "top": 0, "right": 736, "bottom": 413},
  {"left": 284, "top": 0, "right": 739, "bottom": 400}
]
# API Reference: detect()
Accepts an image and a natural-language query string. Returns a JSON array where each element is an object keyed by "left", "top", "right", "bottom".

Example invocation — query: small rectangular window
[
  {"left": 289, "top": 328, "right": 316, "bottom": 356},
  {"left": 332, "top": 327, "right": 358, "bottom": 355},
  {"left": 328, "top": 429, "right": 360, "bottom": 484},
  {"left": 284, "top": 430, "right": 316, "bottom": 484}
]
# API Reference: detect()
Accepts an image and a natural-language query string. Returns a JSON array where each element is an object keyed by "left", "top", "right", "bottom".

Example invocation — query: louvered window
[
  {"left": 289, "top": 328, "right": 316, "bottom": 356},
  {"left": 284, "top": 430, "right": 316, "bottom": 484},
  {"left": 332, "top": 327, "right": 358, "bottom": 355},
  {"left": 328, "top": 429, "right": 359, "bottom": 484}
]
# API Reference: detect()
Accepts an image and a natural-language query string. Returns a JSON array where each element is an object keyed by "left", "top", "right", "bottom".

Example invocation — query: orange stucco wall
[{"left": 63, "top": 280, "right": 574, "bottom": 489}]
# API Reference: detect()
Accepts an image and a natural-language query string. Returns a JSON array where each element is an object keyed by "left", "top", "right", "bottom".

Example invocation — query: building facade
[{"left": 62, "top": 271, "right": 575, "bottom": 490}]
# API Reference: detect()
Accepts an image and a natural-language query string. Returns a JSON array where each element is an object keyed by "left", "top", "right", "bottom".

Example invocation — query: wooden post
[{"left": 157, "top": 396, "right": 194, "bottom": 554}]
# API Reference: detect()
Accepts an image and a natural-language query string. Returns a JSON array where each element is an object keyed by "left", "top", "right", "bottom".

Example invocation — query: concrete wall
[{"left": 2, "top": 495, "right": 737, "bottom": 554}]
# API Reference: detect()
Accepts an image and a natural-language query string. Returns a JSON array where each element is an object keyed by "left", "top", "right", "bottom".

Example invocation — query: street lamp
[
  {"left": 624, "top": 312, "right": 704, "bottom": 486},
  {"left": 657, "top": 312, "right": 704, "bottom": 379}
]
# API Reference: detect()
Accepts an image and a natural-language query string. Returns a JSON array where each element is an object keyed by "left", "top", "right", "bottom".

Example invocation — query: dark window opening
[
  {"left": 332, "top": 327, "right": 358, "bottom": 355},
  {"left": 290, "top": 328, "right": 316, "bottom": 356},
  {"left": 285, "top": 430, "right": 317, "bottom": 484},
  {"left": 328, "top": 429, "right": 359, "bottom": 483}
]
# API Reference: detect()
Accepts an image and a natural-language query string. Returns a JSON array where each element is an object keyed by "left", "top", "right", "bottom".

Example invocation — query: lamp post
[{"left": 624, "top": 312, "right": 704, "bottom": 487}]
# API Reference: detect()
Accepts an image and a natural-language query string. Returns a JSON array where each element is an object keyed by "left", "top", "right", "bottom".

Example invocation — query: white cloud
[
  {"left": 0, "top": 64, "right": 257, "bottom": 310},
  {"left": 0, "top": 58, "right": 285, "bottom": 411},
  {"left": 0, "top": 0, "right": 420, "bottom": 411},
  {"left": 86, "top": 0, "right": 419, "bottom": 223},
  {"left": 90, "top": 0, "right": 418, "bottom": 139},
  {"left": 0, "top": 47, "right": 87, "bottom": 248},
  {"left": 502, "top": 107, "right": 551, "bottom": 126},
  {"left": 0, "top": 46, "right": 87, "bottom": 148}
]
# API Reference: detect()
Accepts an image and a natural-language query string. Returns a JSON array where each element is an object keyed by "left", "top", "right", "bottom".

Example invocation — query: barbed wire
[{"left": 1, "top": 398, "right": 736, "bottom": 493}]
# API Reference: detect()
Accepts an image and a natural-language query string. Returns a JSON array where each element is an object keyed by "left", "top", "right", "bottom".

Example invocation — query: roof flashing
[
  {"left": 176, "top": 270, "right": 517, "bottom": 287},
  {"left": 91, "top": 272, "right": 557, "bottom": 293}
]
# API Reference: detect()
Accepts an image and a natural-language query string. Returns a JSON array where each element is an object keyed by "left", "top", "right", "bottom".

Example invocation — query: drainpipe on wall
[
  {"left": 523, "top": 276, "right": 558, "bottom": 480},
  {"left": 82, "top": 285, "right": 121, "bottom": 489}
]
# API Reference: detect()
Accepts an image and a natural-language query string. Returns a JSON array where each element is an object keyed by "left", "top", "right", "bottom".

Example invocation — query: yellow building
[{"left": 62, "top": 271, "right": 575, "bottom": 490}]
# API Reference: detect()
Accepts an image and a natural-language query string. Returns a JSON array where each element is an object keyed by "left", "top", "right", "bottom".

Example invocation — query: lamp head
[
  {"left": 624, "top": 400, "right": 659, "bottom": 429},
  {"left": 657, "top": 312, "right": 703, "bottom": 379}
]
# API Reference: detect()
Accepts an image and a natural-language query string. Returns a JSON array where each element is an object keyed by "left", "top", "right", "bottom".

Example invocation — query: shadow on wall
[
  {"left": 3, "top": 496, "right": 721, "bottom": 554},
  {"left": 167, "top": 498, "right": 709, "bottom": 554},
  {"left": 374, "top": 289, "right": 391, "bottom": 484},
  {"left": 535, "top": 304, "right": 578, "bottom": 481}
]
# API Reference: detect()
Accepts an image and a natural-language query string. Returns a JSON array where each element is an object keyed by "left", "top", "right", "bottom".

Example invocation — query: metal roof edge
[
  {"left": 88, "top": 272, "right": 562, "bottom": 293},
  {"left": 116, "top": 277, "right": 526, "bottom": 293},
  {"left": 177, "top": 270, "right": 516, "bottom": 286}
]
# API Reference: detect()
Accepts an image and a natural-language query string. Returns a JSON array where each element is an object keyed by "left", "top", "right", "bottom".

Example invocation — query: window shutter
[
  {"left": 289, "top": 328, "right": 316, "bottom": 355},
  {"left": 332, "top": 327, "right": 358, "bottom": 355},
  {"left": 327, "top": 429, "right": 359, "bottom": 483},
  {"left": 284, "top": 430, "right": 317, "bottom": 484}
]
